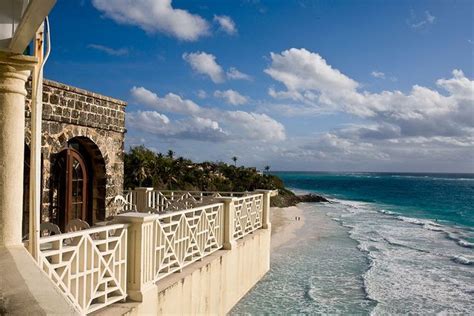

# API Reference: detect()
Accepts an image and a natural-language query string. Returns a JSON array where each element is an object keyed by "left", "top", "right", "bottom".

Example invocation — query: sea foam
[{"left": 325, "top": 199, "right": 474, "bottom": 314}]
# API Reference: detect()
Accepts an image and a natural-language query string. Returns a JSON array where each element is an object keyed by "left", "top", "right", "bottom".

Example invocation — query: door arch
[{"left": 52, "top": 137, "right": 107, "bottom": 231}]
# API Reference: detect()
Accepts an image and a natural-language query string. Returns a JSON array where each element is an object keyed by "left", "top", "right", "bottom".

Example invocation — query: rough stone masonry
[{"left": 24, "top": 79, "right": 126, "bottom": 230}]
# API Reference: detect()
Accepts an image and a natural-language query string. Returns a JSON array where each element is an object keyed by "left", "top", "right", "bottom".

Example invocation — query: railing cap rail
[
  {"left": 116, "top": 202, "right": 226, "bottom": 222},
  {"left": 115, "top": 212, "right": 160, "bottom": 223},
  {"left": 256, "top": 189, "right": 279, "bottom": 196},
  {"left": 39, "top": 223, "right": 129, "bottom": 243}
]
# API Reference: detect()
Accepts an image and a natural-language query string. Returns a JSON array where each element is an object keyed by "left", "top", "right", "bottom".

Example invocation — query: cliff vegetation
[{"left": 124, "top": 146, "right": 327, "bottom": 207}]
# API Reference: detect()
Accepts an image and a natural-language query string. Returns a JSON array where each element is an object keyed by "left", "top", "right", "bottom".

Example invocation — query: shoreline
[{"left": 270, "top": 205, "right": 305, "bottom": 250}]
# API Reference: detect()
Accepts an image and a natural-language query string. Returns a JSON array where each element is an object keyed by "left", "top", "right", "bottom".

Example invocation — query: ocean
[{"left": 232, "top": 172, "right": 474, "bottom": 314}]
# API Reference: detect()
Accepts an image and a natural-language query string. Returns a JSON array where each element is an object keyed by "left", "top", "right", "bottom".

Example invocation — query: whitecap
[{"left": 451, "top": 255, "right": 474, "bottom": 265}]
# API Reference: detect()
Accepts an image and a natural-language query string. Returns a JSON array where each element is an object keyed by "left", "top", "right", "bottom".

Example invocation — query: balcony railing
[
  {"left": 123, "top": 188, "right": 251, "bottom": 213},
  {"left": 37, "top": 224, "right": 128, "bottom": 314},
  {"left": 37, "top": 189, "right": 276, "bottom": 314}
]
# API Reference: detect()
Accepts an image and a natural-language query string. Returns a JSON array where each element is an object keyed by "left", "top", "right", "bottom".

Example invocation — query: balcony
[{"left": 35, "top": 189, "right": 276, "bottom": 315}]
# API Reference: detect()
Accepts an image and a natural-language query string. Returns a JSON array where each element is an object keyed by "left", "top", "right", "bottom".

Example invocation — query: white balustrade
[
  {"left": 116, "top": 202, "right": 225, "bottom": 300},
  {"left": 123, "top": 190, "right": 138, "bottom": 212},
  {"left": 124, "top": 188, "right": 251, "bottom": 213},
  {"left": 232, "top": 194, "right": 264, "bottom": 239},
  {"left": 37, "top": 189, "right": 275, "bottom": 312},
  {"left": 38, "top": 224, "right": 129, "bottom": 314}
]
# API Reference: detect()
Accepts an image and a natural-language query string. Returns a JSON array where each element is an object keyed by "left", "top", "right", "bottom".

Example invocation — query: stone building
[{"left": 23, "top": 79, "right": 126, "bottom": 235}]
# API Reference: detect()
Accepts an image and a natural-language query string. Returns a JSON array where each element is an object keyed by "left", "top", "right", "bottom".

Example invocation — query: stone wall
[{"left": 24, "top": 79, "right": 126, "bottom": 226}]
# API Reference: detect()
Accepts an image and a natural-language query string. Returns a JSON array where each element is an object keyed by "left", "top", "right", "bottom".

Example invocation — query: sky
[{"left": 45, "top": 0, "right": 473, "bottom": 172}]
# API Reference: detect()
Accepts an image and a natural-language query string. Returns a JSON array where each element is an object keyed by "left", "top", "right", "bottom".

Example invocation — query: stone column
[{"left": 0, "top": 53, "right": 36, "bottom": 247}]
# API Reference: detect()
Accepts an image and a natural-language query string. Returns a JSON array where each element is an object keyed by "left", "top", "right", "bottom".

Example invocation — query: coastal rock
[
  {"left": 270, "top": 190, "right": 329, "bottom": 207},
  {"left": 296, "top": 194, "right": 330, "bottom": 203}
]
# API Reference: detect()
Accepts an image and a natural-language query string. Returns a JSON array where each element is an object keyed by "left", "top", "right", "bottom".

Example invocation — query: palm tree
[
  {"left": 167, "top": 150, "right": 174, "bottom": 159},
  {"left": 264, "top": 165, "right": 270, "bottom": 174},
  {"left": 232, "top": 156, "right": 238, "bottom": 166}
]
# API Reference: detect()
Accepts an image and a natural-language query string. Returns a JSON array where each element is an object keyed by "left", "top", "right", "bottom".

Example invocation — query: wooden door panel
[{"left": 65, "top": 149, "right": 88, "bottom": 224}]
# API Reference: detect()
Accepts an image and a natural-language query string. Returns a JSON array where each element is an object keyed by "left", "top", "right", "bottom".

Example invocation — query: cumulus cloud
[
  {"left": 265, "top": 48, "right": 358, "bottom": 103},
  {"left": 88, "top": 44, "right": 128, "bottom": 56},
  {"left": 213, "top": 15, "right": 237, "bottom": 35},
  {"left": 183, "top": 52, "right": 251, "bottom": 83},
  {"left": 219, "top": 111, "right": 286, "bottom": 141},
  {"left": 129, "top": 86, "right": 285, "bottom": 142},
  {"left": 226, "top": 67, "right": 252, "bottom": 81},
  {"left": 264, "top": 48, "right": 474, "bottom": 170},
  {"left": 127, "top": 111, "right": 227, "bottom": 141},
  {"left": 91, "top": 0, "right": 209, "bottom": 41},
  {"left": 183, "top": 52, "right": 225, "bottom": 83},
  {"left": 266, "top": 48, "right": 473, "bottom": 137},
  {"left": 214, "top": 89, "right": 248, "bottom": 105},
  {"left": 131, "top": 86, "right": 201, "bottom": 115}
]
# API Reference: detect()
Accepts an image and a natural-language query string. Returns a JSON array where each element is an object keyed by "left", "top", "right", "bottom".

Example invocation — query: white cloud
[
  {"left": 129, "top": 86, "right": 286, "bottom": 142},
  {"left": 214, "top": 89, "right": 248, "bottom": 105},
  {"left": 131, "top": 86, "right": 201, "bottom": 115},
  {"left": 183, "top": 52, "right": 225, "bottom": 83},
  {"left": 127, "top": 111, "right": 227, "bottom": 141},
  {"left": 88, "top": 44, "right": 129, "bottom": 56},
  {"left": 371, "top": 71, "right": 385, "bottom": 79},
  {"left": 196, "top": 90, "right": 207, "bottom": 99},
  {"left": 219, "top": 111, "right": 286, "bottom": 141},
  {"left": 264, "top": 48, "right": 474, "bottom": 168},
  {"left": 91, "top": 0, "right": 209, "bottom": 41},
  {"left": 265, "top": 48, "right": 358, "bottom": 98},
  {"left": 183, "top": 52, "right": 251, "bottom": 83},
  {"left": 213, "top": 15, "right": 237, "bottom": 35},
  {"left": 266, "top": 49, "right": 473, "bottom": 135},
  {"left": 226, "top": 67, "right": 252, "bottom": 81},
  {"left": 408, "top": 10, "right": 436, "bottom": 29}
]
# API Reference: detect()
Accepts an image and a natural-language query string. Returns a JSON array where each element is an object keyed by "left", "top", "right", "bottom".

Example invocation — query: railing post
[
  {"left": 217, "top": 197, "right": 237, "bottom": 250},
  {"left": 256, "top": 189, "right": 276, "bottom": 230},
  {"left": 115, "top": 212, "right": 157, "bottom": 301},
  {"left": 134, "top": 187, "right": 151, "bottom": 212}
]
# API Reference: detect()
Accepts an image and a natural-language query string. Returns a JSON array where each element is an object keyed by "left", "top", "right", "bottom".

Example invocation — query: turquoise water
[
  {"left": 276, "top": 172, "right": 474, "bottom": 228},
  {"left": 232, "top": 172, "right": 474, "bottom": 314}
]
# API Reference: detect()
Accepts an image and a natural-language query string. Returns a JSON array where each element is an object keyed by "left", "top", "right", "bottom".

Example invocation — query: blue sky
[{"left": 45, "top": 0, "right": 473, "bottom": 172}]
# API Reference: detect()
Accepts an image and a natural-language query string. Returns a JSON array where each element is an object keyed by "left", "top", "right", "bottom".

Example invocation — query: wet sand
[{"left": 270, "top": 206, "right": 305, "bottom": 250}]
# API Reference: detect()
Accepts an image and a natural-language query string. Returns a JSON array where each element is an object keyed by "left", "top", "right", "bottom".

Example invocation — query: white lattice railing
[
  {"left": 117, "top": 202, "right": 225, "bottom": 298},
  {"left": 155, "top": 203, "right": 224, "bottom": 280},
  {"left": 123, "top": 190, "right": 138, "bottom": 212},
  {"left": 123, "top": 188, "right": 250, "bottom": 213},
  {"left": 232, "top": 194, "right": 264, "bottom": 239},
  {"left": 37, "top": 190, "right": 274, "bottom": 312},
  {"left": 38, "top": 224, "right": 128, "bottom": 314}
]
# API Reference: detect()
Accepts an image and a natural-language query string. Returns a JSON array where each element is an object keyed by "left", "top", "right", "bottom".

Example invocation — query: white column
[
  {"left": 29, "top": 24, "right": 45, "bottom": 258},
  {"left": 134, "top": 187, "right": 151, "bottom": 212},
  {"left": 256, "top": 189, "right": 277, "bottom": 230},
  {"left": 115, "top": 212, "right": 158, "bottom": 301},
  {"left": 0, "top": 53, "right": 36, "bottom": 247},
  {"left": 218, "top": 197, "right": 237, "bottom": 250}
]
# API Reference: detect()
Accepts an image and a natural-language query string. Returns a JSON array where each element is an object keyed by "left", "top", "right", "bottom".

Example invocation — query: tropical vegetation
[{"left": 123, "top": 145, "right": 295, "bottom": 206}]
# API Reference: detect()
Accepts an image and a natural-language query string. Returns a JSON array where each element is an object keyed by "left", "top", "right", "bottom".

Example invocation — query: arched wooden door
[{"left": 60, "top": 148, "right": 89, "bottom": 228}]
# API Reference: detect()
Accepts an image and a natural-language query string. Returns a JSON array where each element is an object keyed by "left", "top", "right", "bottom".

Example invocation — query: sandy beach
[{"left": 270, "top": 206, "right": 305, "bottom": 250}]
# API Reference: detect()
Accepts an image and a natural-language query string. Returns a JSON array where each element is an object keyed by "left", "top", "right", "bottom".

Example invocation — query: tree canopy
[{"left": 124, "top": 146, "right": 287, "bottom": 193}]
